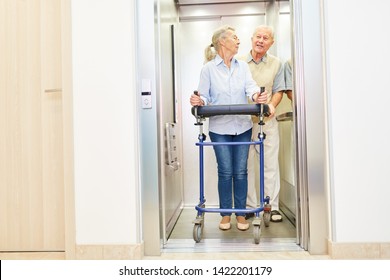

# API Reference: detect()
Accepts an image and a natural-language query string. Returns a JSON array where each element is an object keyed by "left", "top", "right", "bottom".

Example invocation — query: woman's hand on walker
[
  {"left": 190, "top": 93, "right": 204, "bottom": 106},
  {"left": 252, "top": 90, "right": 267, "bottom": 104}
]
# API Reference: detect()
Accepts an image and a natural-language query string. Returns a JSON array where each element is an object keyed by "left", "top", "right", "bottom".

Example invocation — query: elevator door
[{"left": 159, "top": 22, "right": 184, "bottom": 243}]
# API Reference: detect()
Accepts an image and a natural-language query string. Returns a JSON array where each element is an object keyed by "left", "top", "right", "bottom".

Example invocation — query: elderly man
[{"left": 237, "top": 25, "right": 285, "bottom": 222}]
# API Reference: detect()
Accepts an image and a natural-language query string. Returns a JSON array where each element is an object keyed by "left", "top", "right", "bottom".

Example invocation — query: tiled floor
[{"left": 144, "top": 207, "right": 329, "bottom": 260}]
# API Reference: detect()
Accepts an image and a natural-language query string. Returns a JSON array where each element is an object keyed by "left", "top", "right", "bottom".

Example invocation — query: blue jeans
[{"left": 209, "top": 128, "right": 252, "bottom": 217}]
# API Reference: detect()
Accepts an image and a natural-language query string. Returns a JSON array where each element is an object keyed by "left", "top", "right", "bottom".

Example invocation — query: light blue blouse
[{"left": 198, "top": 54, "right": 260, "bottom": 135}]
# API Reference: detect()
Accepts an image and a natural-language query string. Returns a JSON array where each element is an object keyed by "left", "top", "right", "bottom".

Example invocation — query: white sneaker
[{"left": 271, "top": 210, "right": 283, "bottom": 222}]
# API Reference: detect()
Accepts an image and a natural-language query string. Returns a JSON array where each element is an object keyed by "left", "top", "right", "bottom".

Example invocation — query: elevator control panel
[
  {"left": 141, "top": 79, "right": 152, "bottom": 109},
  {"left": 165, "top": 122, "right": 180, "bottom": 171}
]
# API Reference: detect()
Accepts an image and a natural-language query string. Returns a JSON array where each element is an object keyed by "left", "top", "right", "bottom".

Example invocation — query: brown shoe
[
  {"left": 236, "top": 216, "right": 249, "bottom": 231},
  {"left": 219, "top": 216, "right": 231, "bottom": 230}
]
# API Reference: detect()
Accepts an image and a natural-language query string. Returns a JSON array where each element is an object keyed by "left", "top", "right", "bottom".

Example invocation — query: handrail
[{"left": 276, "top": 111, "right": 293, "bottom": 122}]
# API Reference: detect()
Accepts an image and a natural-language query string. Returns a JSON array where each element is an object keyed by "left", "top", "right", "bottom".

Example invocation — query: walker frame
[{"left": 191, "top": 103, "right": 271, "bottom": 244}]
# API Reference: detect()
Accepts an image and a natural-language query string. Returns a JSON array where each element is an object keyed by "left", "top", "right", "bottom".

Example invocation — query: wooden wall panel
[
  {"left": 41, "top": 0, "right": 64, "bottom": 250},
  {"left": 0, "top": 0, "right": 64, "bottom": 251}
]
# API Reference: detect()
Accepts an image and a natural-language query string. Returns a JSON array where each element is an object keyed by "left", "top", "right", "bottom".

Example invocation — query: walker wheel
[
  {"left": 193, "top": 223, "right": 203, "bottom": 243},
  {"left": 253, "top": 224, "right": 261, "bottom": 244},
  {"left": 263, "top": 206, "right": 271, "bottom": 227}
]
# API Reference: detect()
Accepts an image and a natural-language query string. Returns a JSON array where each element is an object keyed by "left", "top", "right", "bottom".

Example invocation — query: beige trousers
[{"left": 247, "top": 117, "right": 280, "bottom": 211}]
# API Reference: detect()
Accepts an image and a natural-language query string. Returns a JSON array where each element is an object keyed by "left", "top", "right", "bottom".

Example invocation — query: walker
[{"left": 191, "top": 102, "right": 271, "bottom": 244}]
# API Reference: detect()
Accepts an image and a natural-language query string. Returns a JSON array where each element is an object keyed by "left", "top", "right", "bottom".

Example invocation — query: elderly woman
[{"left": 190, "top": 25, "right": 267, "bottom": 231}]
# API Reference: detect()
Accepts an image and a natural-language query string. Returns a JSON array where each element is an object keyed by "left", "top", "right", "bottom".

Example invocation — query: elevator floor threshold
[
  {"left": 162, "top": 238, "right": 301, "bottom": 253},
  {"left": 163, "top": 208, "right": 300, "bottom": 253}
]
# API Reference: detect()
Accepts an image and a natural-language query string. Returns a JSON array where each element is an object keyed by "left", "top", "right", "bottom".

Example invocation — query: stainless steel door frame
[{"left": 291, "top": 0, "right": 329, "bottom": 254}]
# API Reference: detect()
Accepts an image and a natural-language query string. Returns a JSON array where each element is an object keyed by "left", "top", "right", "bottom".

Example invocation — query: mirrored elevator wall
[{"left": 276, "top": 3, "right": 297, "bottom": 226}]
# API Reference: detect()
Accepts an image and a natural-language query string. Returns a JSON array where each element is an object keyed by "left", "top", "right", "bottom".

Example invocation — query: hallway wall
[
  {"left": 324, "top": 0, "right": 390, "bottom": 244},
  {"left": 71, "top": 0, "right": 140, "bottom": 248}
]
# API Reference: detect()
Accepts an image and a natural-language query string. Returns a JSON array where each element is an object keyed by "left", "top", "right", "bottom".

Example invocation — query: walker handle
[{"left": 191, "top": 104, "right": 269, "bottom": 118}]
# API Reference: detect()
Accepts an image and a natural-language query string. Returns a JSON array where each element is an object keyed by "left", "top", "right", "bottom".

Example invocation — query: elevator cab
[{"left": 138, "top": 0, "right": 328, "bottom": 256}]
